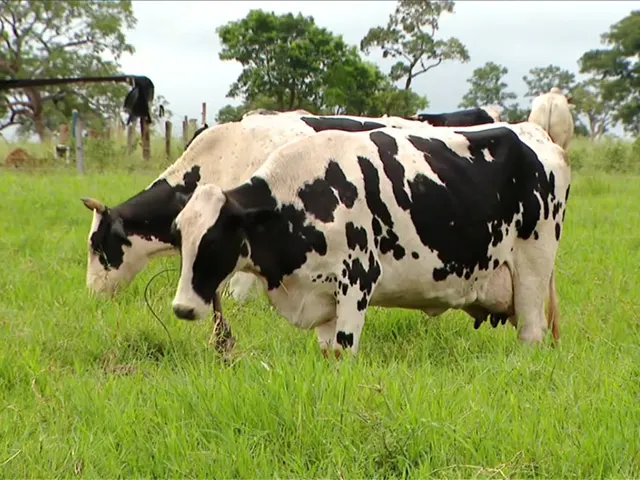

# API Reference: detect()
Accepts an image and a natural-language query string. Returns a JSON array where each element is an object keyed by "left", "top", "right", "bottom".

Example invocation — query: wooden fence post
[
  {"left": 165, "top": 120, "right": 172, "bottom": 161},
  {"left": 59, "top": 123, "right": 70, "bottom": 164},
  {"left": 126, "top": 123, "right": 135, "bottom": 154},
  {"left": 201, "top": 102, "right": 207, "bottom": 126},
  {"left": 188, "top": 118, "right": 197, "bottom": 135},
  {"left": 182, "top": 115, "right": 188, "bottom": 147},
  {"left": 74, "top": 117, "right": 85, "bottom": 175},
  {"left": 140, "top": 117, "right": 150, "bottom": 161}
]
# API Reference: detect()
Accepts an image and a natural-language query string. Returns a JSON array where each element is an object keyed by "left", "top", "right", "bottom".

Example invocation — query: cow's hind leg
[{"left": 512, "top": 252, "right": 553, "bottom": 344}]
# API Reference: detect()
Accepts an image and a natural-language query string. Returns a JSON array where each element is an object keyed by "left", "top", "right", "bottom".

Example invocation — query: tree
[
  {"left": 360, "top": 0, "right": 469, "bottom": 90},
  {"left": 579, "top": 10, "right": 640, "bottom": 134},
  {"left": 570, "top": 78, "right": 617, "bottom": 140},
  {"left": 522, "top": 65, "right": 577, "bottom": 98},
  {"left": 215, "top": 104, "right": 247, "bottom": 124},
  {"left": 502, "top": 103, "right": 530, "bottom": 123},
  {"left": 459, "top": 62, "right": 517, "bottom": 109},
  {"left": 0, "top": 0, "right": 137, "bottom": 141},
  {"left": 217, "top": 10, "right": 351, "bottom": 112},
  {"left": 322, "top": 46, "right": 428, "bottom": 116}
]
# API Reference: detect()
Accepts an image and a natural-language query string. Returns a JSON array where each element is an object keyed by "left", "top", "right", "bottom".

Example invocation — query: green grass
[{"left": 1, "top": 166, "right": 639, "bottom": 478}]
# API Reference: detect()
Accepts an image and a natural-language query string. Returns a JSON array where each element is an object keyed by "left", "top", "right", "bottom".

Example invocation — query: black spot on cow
[
  {"left": 346, "top": 222, "right": 368, "bottom": 252},
  {"left": 341, "top": 250, "right": 381, "bottom": 311},
  {"left": 565, "top": 185, "right": 571, "bottom": 202},
  {"left": 415, "top": 108, "right": 496, "bottom": 127},
  {"left": 357, "top": 155, "right": 406, "bottom": 260},
  {"left": 552, "top": 200, "right": 563, "bottom": 220},
  {"left": 555, "top": 223, "right": 561, "bottom": 241},
  {"left": 300, "top": 116, "right": 386, "bottom": 133},
  {"left": 188, "top": 176, "right": 329, "bottom": 302},
  {"left": 412, "top": 252, "right": 419, "bottom": 259},
  {"left": 493, "top": 259, "right": 499, "bottom": 269},
  {"left": 399, "top": 127, "right": 553, "bottom": 282},
  {"left": 89, "top": 165, "right": 203, "bottom": 270},
  {"left": 297, "top": 160, "right": 358, "bottom": 223},
  {"left": 297, "top": 179, "right": 338, "bottom": 223},
  {"left": 336, "top": 331, "right": 354, "bottom": 348},
  {"left": 369, "top": 130, "right": 411, "bottom": 210},
  {"left": 325, "top": 161, "right": 358, "bottom": 207},
  {"left": 534, "top": 231, "right": 539, "bottom": 240}
]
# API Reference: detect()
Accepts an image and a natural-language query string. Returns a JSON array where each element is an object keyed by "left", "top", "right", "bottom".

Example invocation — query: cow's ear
[
  {"left": 110, "top": 215, "right": 128, "bottom": 241},
  {"left": 226, "top": 196, "right": 274, "bottom": 231},
  {"left": 174, "top": 191, "right": 193, "bottom": 210}
]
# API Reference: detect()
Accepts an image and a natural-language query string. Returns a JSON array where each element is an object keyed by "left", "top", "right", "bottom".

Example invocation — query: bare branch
[
  {"left": 411, "top": 57, "right": 443, "bottom": 79},
  {"left": 21, "top": 10, "right": 39, "bottom": 40},
  {"left": 0, "top": 106, "right": 33, "bottom": 131},
  {"left": 59, "top": 37, "right": 92, "bottom": 49}
]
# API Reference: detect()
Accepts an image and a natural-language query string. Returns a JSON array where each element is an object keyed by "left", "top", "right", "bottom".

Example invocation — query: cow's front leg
[
  {"left": 332, "top": 254, "right": 380, "bottom": 357},
  {"left": 208, "top": 292, "right": 236, "bottom": 353},
  {"left": 333, "top": 287, "right": 375, "bottom": 357},
  {"left": 316, "top": 318, "right": 337, "bottom": 357}
]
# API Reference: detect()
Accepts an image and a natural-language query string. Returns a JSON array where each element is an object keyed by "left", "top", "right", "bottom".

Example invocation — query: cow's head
[
  {"left": 81, "top": 190, "right": 190, "bottom": 295},
  {"left": 171, "top": 184, "right": 263, "bottom": 320},
  {"left": 82, "top": 197, "right": 158, "bottom": 295}
]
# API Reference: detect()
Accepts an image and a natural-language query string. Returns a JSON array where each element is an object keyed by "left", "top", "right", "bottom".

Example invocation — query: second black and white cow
[
  {"left": 171, "top": 121, "right": 571, "bottom": 356},
  {"left": 80, "top": 112, "right": 423, "bottom": 300}
]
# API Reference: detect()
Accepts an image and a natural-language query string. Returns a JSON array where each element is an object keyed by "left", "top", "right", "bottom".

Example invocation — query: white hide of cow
[
  {"left": 172, "top": 121, "right": 571, "bottom": 355},
  {"left": 528, "top": 87, "right": 575, "bottom": 150}
]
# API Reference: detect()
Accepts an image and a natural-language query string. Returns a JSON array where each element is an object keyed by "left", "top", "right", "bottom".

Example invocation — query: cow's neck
[{"left": 227, "top": 176, "right": 327, "bottom": 292}]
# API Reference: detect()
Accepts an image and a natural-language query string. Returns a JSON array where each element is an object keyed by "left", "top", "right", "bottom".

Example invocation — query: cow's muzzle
[{"left": 173, "top": 304, "right": 196, "bottom": 321}]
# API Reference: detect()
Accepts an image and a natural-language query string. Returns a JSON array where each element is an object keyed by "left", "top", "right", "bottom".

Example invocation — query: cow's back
[{"left": 252, "top": 124, "right": 569, "bottom": 308}]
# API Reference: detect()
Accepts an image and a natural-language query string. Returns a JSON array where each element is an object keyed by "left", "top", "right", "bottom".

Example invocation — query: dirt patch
[{"left": 4, "top": 147, "right": 34, "bottom": 168}]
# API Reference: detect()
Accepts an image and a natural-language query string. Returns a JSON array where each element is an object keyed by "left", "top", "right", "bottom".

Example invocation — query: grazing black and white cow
[
  {"left": 415, "top": 106, "right": 501, "bottom": 127},
  {"left": 81, "top": 112, "right": 426, "bottom": 300},
  {"left": 170, "top": 121, "right": 571, "bottom": 356}
]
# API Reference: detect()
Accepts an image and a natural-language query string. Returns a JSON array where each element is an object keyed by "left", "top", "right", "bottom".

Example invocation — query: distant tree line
[{"left": 1, "top": 1, "right": 638, "bottom": 142}]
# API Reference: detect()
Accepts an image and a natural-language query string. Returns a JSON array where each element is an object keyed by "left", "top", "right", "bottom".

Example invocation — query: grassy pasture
[{"left": 1, "top": 149, "right": 640, "bottom": 477}]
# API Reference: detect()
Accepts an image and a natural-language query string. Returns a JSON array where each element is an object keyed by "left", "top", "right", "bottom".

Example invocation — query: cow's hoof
[{"left": 320, "top": 346, "right": 342, "bottom": 360}]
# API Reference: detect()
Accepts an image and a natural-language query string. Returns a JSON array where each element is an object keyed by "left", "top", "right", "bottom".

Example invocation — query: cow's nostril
[{"left": 173, "top": 305, "right": 195, "bottom": 320}]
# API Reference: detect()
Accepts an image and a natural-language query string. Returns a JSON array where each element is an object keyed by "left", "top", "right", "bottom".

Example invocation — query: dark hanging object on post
[{"left": 0, "top": 74, "right": 155, "bottom": 125}]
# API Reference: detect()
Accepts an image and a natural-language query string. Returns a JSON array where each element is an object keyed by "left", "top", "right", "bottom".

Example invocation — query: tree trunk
[
  {"left": 404, "top": 75, "right": 413, "bottom": 90},
  {"left": 25, "top": 88, "right": 49, "bottom": 142},
  {"left": 287, "top": 87, "right": 296, "bottom": 110}
]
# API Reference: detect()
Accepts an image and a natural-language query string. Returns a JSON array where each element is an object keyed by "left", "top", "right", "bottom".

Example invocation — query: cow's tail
[
  {"left": 547, "top": 269, "right": 560, "bottom": 345},
  {"left": 544, "top": 95, "right": 555, "bottom": 143}
]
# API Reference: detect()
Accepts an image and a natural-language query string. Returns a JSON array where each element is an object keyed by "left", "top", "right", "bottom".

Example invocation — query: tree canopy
[
  {"left": 215, "top": 9, "right": 428, "bottom": 122},
  {"left": 1, "top": 1, "right": 637, "bottom": 143},
  {"left": 360, "top": 0, "right": 469, "bottom": 90},
  {"left": 579, "top": 10, "right": 640, "bottom": 134},
  {"left": 0, "top": 0, "right": 137, "bottom": 140},
  {"left": 458, "top": 62, "right": 516, "bottom": 109}
]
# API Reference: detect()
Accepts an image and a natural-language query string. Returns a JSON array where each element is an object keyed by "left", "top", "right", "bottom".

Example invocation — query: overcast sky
[
  {"left": 3, "top": 1, "right": 639, "bottom": 140},
  {"left": 115, "top": 0, "right": 638, "bottom": 133}
]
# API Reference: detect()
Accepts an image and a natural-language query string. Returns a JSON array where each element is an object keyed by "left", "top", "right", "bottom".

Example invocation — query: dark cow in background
[
  {"left": 414, "top": 106, "right": 501, "bottom": 127},
  {"left": 170, "top": 121, "right": 571, "bottom": 357}
]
